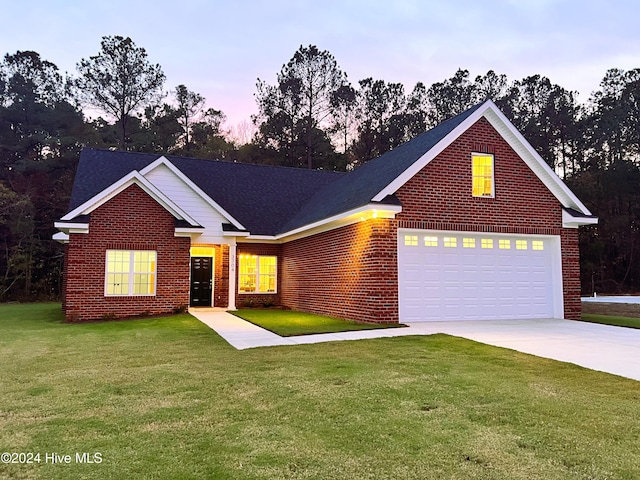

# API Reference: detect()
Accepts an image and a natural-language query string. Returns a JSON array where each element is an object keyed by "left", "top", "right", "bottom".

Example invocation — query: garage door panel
[{"left": 398, "top": 230, "right": 560, "bottom": 322}]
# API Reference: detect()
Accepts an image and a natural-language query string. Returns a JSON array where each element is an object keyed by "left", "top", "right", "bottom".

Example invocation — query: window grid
[
  {"left": 239, "top": 255, "right": 277, "bottom": 293},
  {"left": 472, "top": 154, "right": 494, "bottom": 197},
  {"left": 499, "top": 239, "right": 511, "bottom": 250},
  {"left": 481, "top": 238, "right": 494, "bottom": 249},
  {"left": 404, "top": 235, "right": 418, "bottom": 246},
  {"left": 532, "top": 240, "right": 544, "bottom": 251},
  {"left": 516, "top": 240, "right": 528, "bottom": 250},
  {"left": 444, "top": 237, "right": 457, "bottom": 248},
  {"left": 106, "top": 250, "right": 156, "bottom": 296},
  {"left": 424, "top": 236, "right": 438, "bottom": 247},
  {"left": 463, "top": 238, "right": 476, "bottom": 248}
]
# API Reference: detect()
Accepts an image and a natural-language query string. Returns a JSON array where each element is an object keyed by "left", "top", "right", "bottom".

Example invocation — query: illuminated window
[
  {"left": 444, "top": 237, "right": 457, "bottom": 248},
  {"left": 532, "top": 240, "right": 544, "bottom": 251},
  {"left": 463, "top": 238, "right": 476, "bottom": 248},
  {"left": 404, "top": 235, "right": 418, "bottom": 246},
  {"left": 239, "top": 255, "right": 277, "bottom": 293},
  {"left": 105, "top": 250, "right": 156, "bottom": 296},
  {"left": 499, "top": 239, "right": 511, "bottom": 250},
  {"left": 424, "top": 236, "right": 438, "bottom": 247},
  {"left": 481, "top": 238, "right": 493, "bottom": 249},
  {"left": 472, "top": 153, "right": 494, "bottom": 197},
  {"left": 516, "top": 240, "right": 528, "bottom": 250}
]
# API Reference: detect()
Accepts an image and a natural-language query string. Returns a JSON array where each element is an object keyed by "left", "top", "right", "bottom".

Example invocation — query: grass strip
[{"left": 230, "top": 308, "right": 404, "bottom": 336}]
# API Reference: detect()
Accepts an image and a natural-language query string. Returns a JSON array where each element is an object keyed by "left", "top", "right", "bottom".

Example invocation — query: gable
[
  {"left": 372, "top": 101, "right": 593, "bottom": 219},
  {"left": 60, "top": 170, "right": 199, "bottom": 226},
  {"left": 142, "top": 160, "right": 244, "bottom": 240},
  {"left": 396, "top": 117, "right": 562, "bottom": 229}
]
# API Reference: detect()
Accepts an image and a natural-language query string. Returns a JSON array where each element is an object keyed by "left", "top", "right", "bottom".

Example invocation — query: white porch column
[{"left": 227, "top": 238, "right": 237, "bottom": 310}]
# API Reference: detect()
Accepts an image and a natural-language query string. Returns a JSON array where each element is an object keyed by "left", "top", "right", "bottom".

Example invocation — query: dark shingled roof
[
  {"left": 279, "top": 103, "right": 482, "bottom": 233},
  {"left": 69, "top": 149, "right": 344, "bottom": 236},
  {"left": 67, "top": 103, "right": 484, "bottom": 236}
]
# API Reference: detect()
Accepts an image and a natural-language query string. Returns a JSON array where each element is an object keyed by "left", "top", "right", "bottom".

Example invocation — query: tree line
[{"left": 1, "top": 36, "right": 638, "bottom": 300}]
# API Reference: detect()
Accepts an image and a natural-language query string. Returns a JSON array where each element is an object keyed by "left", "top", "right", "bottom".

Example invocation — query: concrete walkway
[{"left": 190, "top": 310, "right": 640, "bottom": 381}]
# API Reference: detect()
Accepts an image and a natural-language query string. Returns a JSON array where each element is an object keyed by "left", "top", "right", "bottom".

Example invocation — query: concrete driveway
[
  {"left": 191, "top": 310, "right": 640, "bottom": 382},
  {"left": 406, "top": 319, "right": 640, "bottom": 381}
]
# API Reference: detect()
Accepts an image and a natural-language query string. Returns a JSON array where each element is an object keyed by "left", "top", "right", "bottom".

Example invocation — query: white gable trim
[
  {"left": 140, "top": 157, "right": 245, "bottom": 231},
  {"left": 60, "top": 171, "right": 199, "bottom": 225},
  {"left": 372, "top": 100, "right": 594, "bottom": 217}
]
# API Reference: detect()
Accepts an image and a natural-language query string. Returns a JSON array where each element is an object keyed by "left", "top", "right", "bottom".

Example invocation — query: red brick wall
[
  {"left": 213, "top": 244, "right": 229, "bottom": 308},
  {"left": 281, "top": 219, "right": 398, "bottom": 323},
  {"left": 561, "top": 229, "right": 581, "bottom": 319},
  {"left": 280, "top": 117, "right": 582, "bottom": 321},
  {"left": 236, "top": 243, "right": 282, "bottom": 307},
  {"left": 62, "top": 184, "right": 190, "bottom": 321}
]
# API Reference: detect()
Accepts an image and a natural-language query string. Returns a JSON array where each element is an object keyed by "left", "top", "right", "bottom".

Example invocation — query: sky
[{"left": 2, "top": 0, "right": 640, "bottom": 133}]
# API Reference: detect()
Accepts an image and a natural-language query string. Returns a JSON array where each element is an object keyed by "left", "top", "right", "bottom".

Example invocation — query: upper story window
[
  {"left": 105, "top": 250, "right": 156, "bottom": 296},
  {"left": 239, "top": 255, "right": 277, "bottom": 294},
  {"left": 472, "top": 153, "right": 494, "bottom": 198}
]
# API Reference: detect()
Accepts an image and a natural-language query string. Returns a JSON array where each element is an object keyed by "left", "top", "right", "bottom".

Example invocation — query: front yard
[{"left": 1, "top": 303, "right": 639, "bottom": 479}]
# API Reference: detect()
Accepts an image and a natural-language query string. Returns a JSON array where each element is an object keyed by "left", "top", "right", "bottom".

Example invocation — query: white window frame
[
  {"left": 238, "top": 255, "right": 277, "bottom": 294},
  {"left": 105, "top": 250, "right": 157, "bottom": 297}
]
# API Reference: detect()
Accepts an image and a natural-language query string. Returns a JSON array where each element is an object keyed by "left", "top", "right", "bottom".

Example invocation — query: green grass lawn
[
  {"left": 581, "top": 313, "right": 640, "bottom": 330},
  {"left": 1, "top": 303, "right": 640, "bottom": 479},
  {"left": 231, "top": 308, "right": 404, "bottom": 336}
]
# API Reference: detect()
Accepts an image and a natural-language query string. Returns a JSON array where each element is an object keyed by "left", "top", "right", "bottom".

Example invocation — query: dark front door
[{"left": 190, "top": 257, "right": 213, "bottom": 306}]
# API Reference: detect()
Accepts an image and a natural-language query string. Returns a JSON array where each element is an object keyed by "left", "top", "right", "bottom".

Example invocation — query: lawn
[
  {"left": 581, "top": 313, "right": 640, "bottom": 330},
  {"left": 1, "top": 303, "right": 639, "bottom": 480},
  {"left": 231, "top": 308, "right": 404, "bottom": 336}
]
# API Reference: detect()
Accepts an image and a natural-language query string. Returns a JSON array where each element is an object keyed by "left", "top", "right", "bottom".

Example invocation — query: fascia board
[
  {"left": 174, "top": 227, "right": 205, "bottom": 238},
  {"left": 562, "top": 209, "right": 599, "bottom": 228},
  {"left": 52, "top": 232, "right": 70, "bottom": 243},
  {"left": 53, "top": 221, "right": 89, "bottom": 234},
  {"left": 60, "top": 171, "right": 199, "bottom": 225},
  {"left": 140, "top": 156, "right": 246, "bottom": 231}
]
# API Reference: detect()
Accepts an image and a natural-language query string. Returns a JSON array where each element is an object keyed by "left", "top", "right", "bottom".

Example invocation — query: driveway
[
  {"left": 407, "top": 319, "right": 640, "bottom": 381},
  {"left": 191, "top": 310, "right": 640, "bottom": 381}
]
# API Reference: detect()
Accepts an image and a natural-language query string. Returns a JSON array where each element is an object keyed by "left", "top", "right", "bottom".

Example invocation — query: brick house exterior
[{"left": 55, "top": 101, "right": 596, "bottom": 323}]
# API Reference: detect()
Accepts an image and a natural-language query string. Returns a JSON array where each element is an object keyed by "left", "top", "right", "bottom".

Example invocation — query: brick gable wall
[{"left": 62, "top": 184, "right": 190, "bottom": 321}]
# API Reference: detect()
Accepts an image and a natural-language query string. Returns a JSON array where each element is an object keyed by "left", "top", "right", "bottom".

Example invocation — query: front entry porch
[{"left": 189, "top": 244, "right": 235, "bottom": 310}]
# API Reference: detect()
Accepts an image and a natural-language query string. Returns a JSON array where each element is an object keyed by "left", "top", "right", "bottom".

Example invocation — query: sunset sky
[{"left": 2, "top": 0, "right": 639, "bottom": 130}]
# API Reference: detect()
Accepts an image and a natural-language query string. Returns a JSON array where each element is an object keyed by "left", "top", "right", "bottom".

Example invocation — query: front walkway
[{"left": 190, "top": 310, "right": 640, "bottom": 381}]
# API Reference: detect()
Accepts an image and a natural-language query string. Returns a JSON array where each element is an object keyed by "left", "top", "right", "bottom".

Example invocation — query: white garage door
[{"left": 398, "top": 230, "right": 563, "bottom": 322}]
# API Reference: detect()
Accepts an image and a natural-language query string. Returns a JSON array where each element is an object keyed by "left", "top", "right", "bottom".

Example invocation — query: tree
[
  {"left": 174, "top": 84, "right": 205, "bottom": 152},
  {"left": 188, "top": 108, "right": 234, "bottom": 159},
  {"left": 329, "top": 83, "right": 357, "bottom": 153},
  {"left": 501, "top": 75, "right": 581, "bottom": 173},
  {"left": 75, "top": 35, "right": 165, "bottom": 150},
  {"left": 351, "top": 78, "right": 406, "bottom": 165},
  {"left": 425, "top": 69, "right": 477, "bottom": 126},
  {"left": 254, "top": 45, "right": 348, "bottom": 169}
]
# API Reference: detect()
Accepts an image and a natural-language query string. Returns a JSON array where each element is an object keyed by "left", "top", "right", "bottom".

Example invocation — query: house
[{"left": 54, "top": 100, "right": 597, "bottom": 323}]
